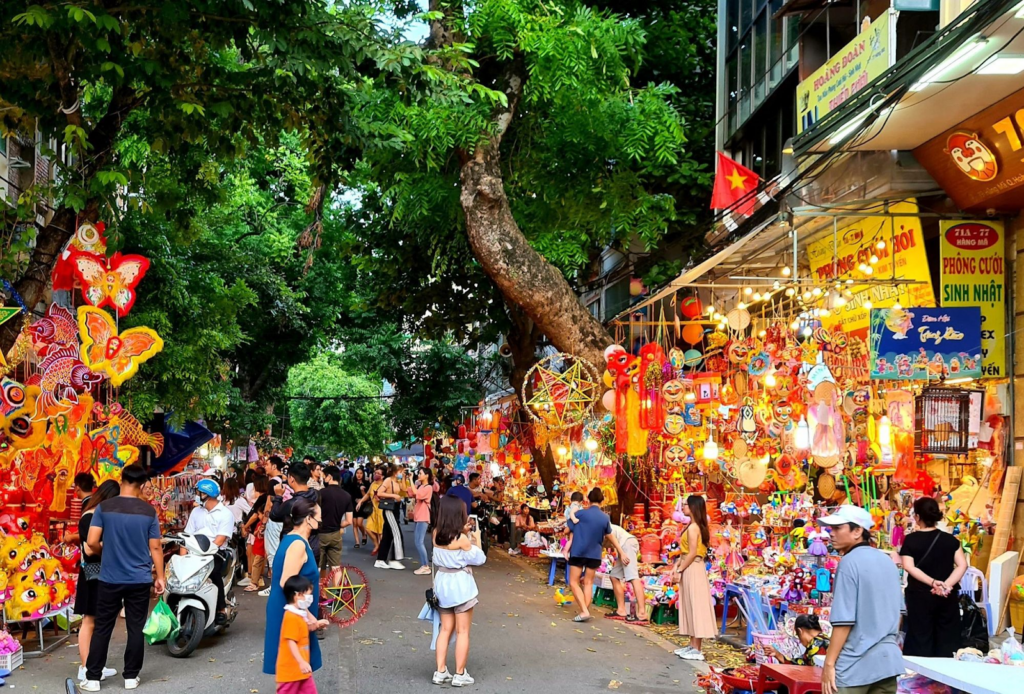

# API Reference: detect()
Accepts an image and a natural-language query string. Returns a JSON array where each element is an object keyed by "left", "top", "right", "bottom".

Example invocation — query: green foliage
[{"left": 285, "top": 352, "right": 391, "bottom": 457}]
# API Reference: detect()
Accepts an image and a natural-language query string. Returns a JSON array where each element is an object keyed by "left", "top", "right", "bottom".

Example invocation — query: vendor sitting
[
  {"left": 770, "top": 614, "right": 830, "bottom": 666},
  {"left": 509, "top": 504, "right": 536, "bottom": 555}
]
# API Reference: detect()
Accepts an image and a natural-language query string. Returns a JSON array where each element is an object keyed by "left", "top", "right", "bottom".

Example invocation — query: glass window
[
  {"left": 0, "top": 137, "right": 6, "bottom": 157},
  {"left": 770, "top": 17, "right": 784, "bottom": 87},
  {"left": 739, "top": 40, "right": 751, "bottom": 95},
  {"left": 740, "top": 0, "right": 752, "bottom": 37},
  {"left": 728, "top": 0, "right": 740, "bottom": 53},
  {"left": 786, "top": 16, "right": 799, "bottom": 67},
  {"left": 754, "top": 13, "right": 767, "bottom": 105},
  {"left": 727, "top": 56, "right": 738, "bottom": 105}
]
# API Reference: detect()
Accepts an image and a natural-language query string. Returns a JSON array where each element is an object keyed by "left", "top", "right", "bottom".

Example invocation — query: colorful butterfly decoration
[
  {"left": 77, "top": 306, "right": 163, "bottom": 387},
  {"left": 52, "top": 221, "right": 109, "bottom": 292},
  {"left": 70, "top": 251, "right": 150, "bottom": 317}
]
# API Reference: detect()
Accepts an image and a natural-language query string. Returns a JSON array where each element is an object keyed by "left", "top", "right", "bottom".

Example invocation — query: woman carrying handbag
[{"left": 374, "top": 464, "right": 407, "bottom": 570}]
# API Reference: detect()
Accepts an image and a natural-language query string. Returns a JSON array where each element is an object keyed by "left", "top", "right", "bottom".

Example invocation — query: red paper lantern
[
  {"left": 458, "top": 424, "right": 467, "bottom": 439},
  {"left": 680, "top": 296, "right": 703, "bottom": 319}
]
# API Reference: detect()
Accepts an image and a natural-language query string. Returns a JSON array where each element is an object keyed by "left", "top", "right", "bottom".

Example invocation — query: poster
[
  {"left": 940, "top": 220, "right": 1005, "bottom": 378},
  {"left": 806, "top": 200, "right": 935, "bottom": 337},
  {"left": 869, "top": 307, "right": 982, "bottom": 381},
  {"left": 797, "top": 11, "right": 894, "bottom": 134}
]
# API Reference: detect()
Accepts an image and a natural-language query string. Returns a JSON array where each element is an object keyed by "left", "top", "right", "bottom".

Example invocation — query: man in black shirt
[
  {"left": 318, "top": 465, "right": 354, "bottom": 572},
  {"left": 269, "top": 461, "right": 321, "bottom": 563}
]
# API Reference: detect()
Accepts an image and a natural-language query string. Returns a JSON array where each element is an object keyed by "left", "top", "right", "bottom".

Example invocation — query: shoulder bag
[{"left": 377, "top": 480, "right": 401, "bottom": 512}]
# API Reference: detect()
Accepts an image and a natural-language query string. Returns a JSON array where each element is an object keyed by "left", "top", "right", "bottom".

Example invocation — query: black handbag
[
  {"left": 379, "top": 499, "right": 401, "bottom": 512},
  {"left": 82, "top": 559, "right": 101, "bottom": 581},
  {"left": 425, "top": 588, "right": 441, "bottom": 611}
]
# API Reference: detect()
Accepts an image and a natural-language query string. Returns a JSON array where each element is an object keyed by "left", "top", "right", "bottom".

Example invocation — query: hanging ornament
[
  {"left": 680, "top": 296, "right": 703, "bottom": 319},
  {"left": 70, "top": 251, "right": 151, "bottom": 317},
  {"left": 77, "top": 306, "right": 164, "bottom": 387},
  {"left": 638, "top": 344, "right": 667, "bottom": 431},
  {"left": 522, "top": 352, "right": 600, "bottom": 432}
]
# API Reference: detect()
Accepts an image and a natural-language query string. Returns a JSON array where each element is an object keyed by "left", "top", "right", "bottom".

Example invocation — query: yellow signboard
[
  {"left": 806, "top": 200, "right": 935, "bottom": 337},
  {"left": 797, "top": 11, "right": 894, "bottom": 134},
  {"left": 940, "top": 220, "right": 1006, "bottom": 378}
]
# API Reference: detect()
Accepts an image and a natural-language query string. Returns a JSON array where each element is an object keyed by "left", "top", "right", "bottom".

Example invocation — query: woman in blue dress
[{"left": 263, "top": 497, "right": 323, "bottom": 675}]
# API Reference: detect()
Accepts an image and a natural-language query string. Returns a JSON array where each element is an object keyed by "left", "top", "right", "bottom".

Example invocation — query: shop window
[{"left": 753, "top": 14, "right": 767, "bottom": 106}]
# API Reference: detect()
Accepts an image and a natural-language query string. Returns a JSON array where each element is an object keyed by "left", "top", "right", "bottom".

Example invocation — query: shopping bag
[{"left": 143, "top": 598, "right": 179, "bottom": 645}]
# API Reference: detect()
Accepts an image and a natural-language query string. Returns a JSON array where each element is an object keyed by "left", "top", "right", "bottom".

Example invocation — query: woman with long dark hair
[
  {"left": 374, "top": 464, "right": 406, "bottom": 570},
  {"left": 411, "top": 467, "right": 435, "bottom": 575},
  {"left": 75, "top": 480, "right": 121, "bottom": 684},
  {"left": 263, "top": 498, "right": 325, "bottom": 677},
  {"left": 429, "top": 495, "right": 486, "bottom": 687},
  {"left": 673, "top": 495, "right": 716, "bottom": 661},
  {"left": 900, "top": 497, "right": 967, "bottom": 657},
  {"left": 345, "top": 467, "right": 370, "bottom": 548}
]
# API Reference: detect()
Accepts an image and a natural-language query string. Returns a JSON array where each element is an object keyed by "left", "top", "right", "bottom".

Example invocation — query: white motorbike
[{"left": 163, "top": 533, "right": 238, "bottom": 658}]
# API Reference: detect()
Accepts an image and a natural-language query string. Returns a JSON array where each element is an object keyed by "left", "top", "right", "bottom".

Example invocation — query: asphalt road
[{"left": 20, "top": 523, "right": 702, "bottom": 693}]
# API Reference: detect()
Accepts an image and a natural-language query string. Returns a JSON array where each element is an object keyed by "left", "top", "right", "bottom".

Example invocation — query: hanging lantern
[
  {"left": 703, "top": 439, "right": 719, "bottom": 460},
  {"left": 458, "top": 424, "right": 467, "bottom": 439},
  {"left": 795, "top": 416, "right": 810, "bottom": 449}
]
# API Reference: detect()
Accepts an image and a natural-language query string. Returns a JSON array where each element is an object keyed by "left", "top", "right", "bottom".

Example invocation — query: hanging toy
[{"left": 638, "top": 343, "right": 667, "bottom": 431}]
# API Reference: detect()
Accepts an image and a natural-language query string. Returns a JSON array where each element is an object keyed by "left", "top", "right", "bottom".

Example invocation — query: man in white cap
[{"left": 817, "top": 505, "right": 904, "bottom": 694}]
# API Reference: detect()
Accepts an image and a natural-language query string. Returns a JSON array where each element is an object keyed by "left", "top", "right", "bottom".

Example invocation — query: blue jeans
[{"left": 414, "top": 521, "right": 430, "bottom": 566}]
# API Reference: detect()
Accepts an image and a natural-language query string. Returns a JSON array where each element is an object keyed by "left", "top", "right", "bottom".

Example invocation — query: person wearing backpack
[{"left": 411, "top": 467, "right": 437, "bottom": 575}]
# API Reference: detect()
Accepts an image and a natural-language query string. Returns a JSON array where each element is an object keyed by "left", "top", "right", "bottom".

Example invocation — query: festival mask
[
  {"left": 6, "top": 566, "right": 53, "bottom": 620},
  {"left": 668, "top": 348, "right": 686, "bottom": 371},
  {"left": 728, "top": 342, "right": 751, "bottom": 365},
  {"left": 0, "top": 535, "right": 33, "bottom": 573},
  {"left": 772, "top": 400, "right": 793, "bottom": 426},
  {"left": 663, "top": 413, "right": 686, "bottom": 437},
  {"left": 663, "top": 445, "right": 687, "bottom": 466},
  {"left": 662, "top": 380, "right": 684, "bottom": 403}
]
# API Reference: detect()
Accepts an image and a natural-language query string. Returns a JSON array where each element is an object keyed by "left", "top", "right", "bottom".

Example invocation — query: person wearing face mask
[
  {"left": 374, "top": 464, "right": 407, "bottom": 570},
  {"left": 183, "top": 478, "right": 236, "bottom": 625},
  {"left": 359, "top": 468, "right": 385, "bottom": 554},
  {"left": 264, "top": 498, "right": 325, "bottom": 679}
]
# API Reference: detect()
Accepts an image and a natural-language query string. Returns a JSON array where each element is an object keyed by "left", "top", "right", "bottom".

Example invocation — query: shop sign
[
  {"left": 913, "top": 87, "right": 1024, "bottom": 211},
  {"left": 807, "top": 199, "right": 935, "bottom": 337},
  {"left": 939, "top": 220, "right": 1005, "bottom": 378},
  {"left": 869, "top": 307, "right": 982, "bottom": 381},
  {"left": 797, "top": 11, "right": 894, "bottom": 134}
]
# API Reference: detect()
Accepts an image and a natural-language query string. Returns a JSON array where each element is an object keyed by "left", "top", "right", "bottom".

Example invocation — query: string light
[
  {"left": 811, "top": 287, "right": 822, "bottom": 297},
  {"left": 744, "top": 287, "right": 753, "bottom": 296},
  {"left": 893, "top": 301, "right": 902, "bottom": 310},
  {"left": 863, "top": 265, "right": 873, "bottom": 275},
  {"left": 752, "top": 292, "right": 762, "bottom": 301},
  {"left": 876, "top": 240, "right": 886, "bottom": 250},
  {"left": 585, "top": 438, "right": 598, "bottom": 452},
  {"left": 802, "top": 291, "right": 812, "bottom": 301},
  {"left": 737, "top": 302, "right": 746, "bottom": 310},
  {"left": 782, "top": 266, "right": 791, "bottom": 277},
  {"left": 864, "top": 300, "right": 873, "bottom": 309},
  {"left": 785, "top": 288, "right": 795, "bottom": 297},
  {"left": 802, "top": 326, "right": 813, "bottom": 337},
  {"left": 869, "top": 254, "right": 879, "bottom": 264},
  {"left": 773, "top": 280, "right": 781, "bottom": 290},
  {"left": 758, "top": 330, "right": 767, "bottom": 338},
  {"left": 835, "top": 296, "right": 847, "bottom": 307}
]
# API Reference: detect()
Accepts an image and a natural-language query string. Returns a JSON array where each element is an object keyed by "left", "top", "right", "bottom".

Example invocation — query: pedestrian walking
[
  {"left": 360, "top": 468, "right": 385, "bottom": 554},
  {"left": 275, "top": 575, "right": 329, "bottom": 694},
  {"left": 244, "top": 493, "right": 272, "bottom": 592},
  {"left": 673, "top": 495, "right": 716, "bottom": 661},
  {"left": 818, "top": 505, "right": 904, "bottom": 694},
  {"left": 266, "top": 462, "right": 321, "bottom": 596},
  {"left": 899, "top": 497, "right": 967, "bottom": 657},
  {"left": 606, "top": 523, "right": 647, "bottom": 625},
  {"left": 344, "top": 467, "right": 370, "bottom": 548},
  {"left": 430, "top": 496, "right": 486, "bottom": 687},
  {"left": 318, "top": 465, "right": 353, "bottom": 572},
  {"left": 264, "top": 498, "right": 324, "bottom": 677},
  {"left": 374, "top": 464, "right": 406, "bottom": 570},
  {"left": 566, "top": 488, "right": 621, "bottom": 623},
  {"left": 410, "top": 467, "right": 435, "bottom": 575},
  {"left": 74, "top": 480, "right": 120, "bottom": 686},
  {"left": 81, "top": 465, "right": 166, "bottom": 692}
]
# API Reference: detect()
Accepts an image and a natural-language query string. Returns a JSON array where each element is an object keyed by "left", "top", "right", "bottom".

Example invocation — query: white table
[{"left": 903, "top": 656, "right": 1020, "bottom": 694}]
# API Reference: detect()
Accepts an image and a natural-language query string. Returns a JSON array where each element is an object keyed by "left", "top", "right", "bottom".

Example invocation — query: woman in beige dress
[{"left": 673, "top": 495, "right": 717, "bottom": 661}]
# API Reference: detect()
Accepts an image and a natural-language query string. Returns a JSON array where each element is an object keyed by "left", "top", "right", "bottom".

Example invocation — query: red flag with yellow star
[{"left": 711, "top": 152, "right": 760, "bottom": 216}]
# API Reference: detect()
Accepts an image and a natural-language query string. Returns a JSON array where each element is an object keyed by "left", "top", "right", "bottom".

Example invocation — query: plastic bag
[{"left": 143, "top": 598, "right": 179, "bottom": 645}]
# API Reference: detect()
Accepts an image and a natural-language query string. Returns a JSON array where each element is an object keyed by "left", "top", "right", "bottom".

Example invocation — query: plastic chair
[
  {"left": 548, "top": 555, "right": 570, "bottom": 586},
  {"left": 959, "top": 566, "right": 994, "bottom": 635}
]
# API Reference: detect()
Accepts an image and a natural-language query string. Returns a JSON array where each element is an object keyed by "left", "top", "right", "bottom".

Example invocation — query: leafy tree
[{"left": 285, "top": 352, "right": 391, "bottom": 457}]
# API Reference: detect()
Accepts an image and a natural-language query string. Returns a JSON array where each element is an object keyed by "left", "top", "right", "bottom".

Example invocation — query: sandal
[
  {"left": 606, "top": 613, "right": 628, "bottom": 621},
  {"left": 625, "top": 615, "right": 649, "bottom": 625},
  {"left": 573, "top": 615, "right": 592, "bottom": 623},
  {"left": 244, "top": 584, "right": 260, "bottom": 592}
]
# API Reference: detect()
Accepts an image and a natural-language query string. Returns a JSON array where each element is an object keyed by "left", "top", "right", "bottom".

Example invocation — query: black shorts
[{"left": 568, "top": 556, "right": 602, "bottom": 570}]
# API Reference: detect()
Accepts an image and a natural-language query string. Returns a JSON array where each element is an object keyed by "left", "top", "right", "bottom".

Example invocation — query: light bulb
[
  {"left": 812, "top": 287, "right": 822, "bottom": 297},
  {"left": 758, "top": 330, "right": 767, "bottom": 338},
  {"left": 737, "top": 302, "right": 746, "bottom": 310},
  {"left": 802, "top": 291, "right": 812, "bottom": 301},
  {"left": 785, "top": 288, "right": 795, "bottom": 297},
  {"left": 820, "top": 309, "right": 831, "bottom": 317},
  {"left": 835, "top": 296, "right": 847, "bottom": 307},
  {"left": 773, "top": 281, "right": 781, "bottom": 290},
  {"left": 707, "top": 305, "right": 716, "bottom": 316},
  {"left": 744, "top": 287, "right": 753, "bottom": 296},
  {"left": 802, "top": 326, "right": 813, "bottom": 337},
  {"left": 213, "top": 454, "right": 224, "bottom": 468},
  {"left": 878, "top": 415, "right": 891, "bottom": 444},
  {"left": 844, "top": 289, "right": 853, "bottom": 298},
  {"left": 556, "top": 445, "right": 568, "bottom": 457},
  {"left": 684, "top": 392, "right": 696, "bottom": 403},
  {"left": 703, "top": 439, "right": 719, "bottom": 461},
  {"left": 753, "top": 292, "right": 762, "bottom": 301},
  {"left": 893, "top": 302, "right": 902, "bottom": 310},
  {"left": 869, "top": 254, "right": 879, "bottom": 264},
  {"left": 846, "top": 279, "right": 854, "bottom": 284},
  {"left": 764, "top": 372, "right": 777, "bottom": 388},
  {"left": 713, "top": 312, "right": 723, "bottom": 321},
  {"left": 790, "top": 320, "right": 800, "bottom": 330},
  {"left": 876, "top": 240, "right": 886, "bottom": 250},
  {"left": 585, "top": 438, "right": 598, "bottom": 452},
  {"left": 782, "top": 266, "right": 791, "bottom": 277},
  {"left": 858, "top": 263, "right": 868, "bottom": 273},
  {"left": 864, "top": 266, "right": 873, "bottom": 275},
  {"left": 795, "top": 416, "right": 810, "bottom": 449},
  {"left": 864, "top": 300, "right": 873, "bottom": 309}
]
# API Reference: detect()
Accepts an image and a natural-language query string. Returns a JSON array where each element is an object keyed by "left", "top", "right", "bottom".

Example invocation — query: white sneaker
[
  {"left": 432, "top": 668, "right": 453, "bottom": 684},
  {"left": 674, "top": 646, "right": 694, "bottom": 657},
  {"left": 78, "top": 666, "right": 117, "bottom": 681},
  {"left": 451, "top": 670, "right": 474, "bottom": 687},
  {"left": 374, "top": 560, "right": 390, "bottom": 569},
  {"left": 125, "top": 677, "right": 141, "bottom": 689},
  {"left": 388, "top": 561, "right": 406, "bottom": 570},
  {"left": 237, "top": 577, "right": 252, "bottom": 587},
  {"left": 680, "top": 649, "right": 705, "bottom": 661},
  {"left": 80, "top": 682, "right": 100, "bottom": 693},
  {"left": 258, "top": 587, "right": 271, "bottom": 597}
]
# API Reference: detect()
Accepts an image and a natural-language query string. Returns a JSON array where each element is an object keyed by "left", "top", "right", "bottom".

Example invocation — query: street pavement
[{"left": 21, "top": 523, "right": 703, "bottom": 693}]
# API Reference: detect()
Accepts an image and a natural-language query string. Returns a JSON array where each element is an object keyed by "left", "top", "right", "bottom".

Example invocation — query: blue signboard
[{"left": 869, "top": 307, "right": 982, "bottom": 380}]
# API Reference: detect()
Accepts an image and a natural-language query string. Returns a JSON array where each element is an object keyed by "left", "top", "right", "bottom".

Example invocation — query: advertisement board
[{"left": 869, "top": 307, "right": 982, "bottom": 381}]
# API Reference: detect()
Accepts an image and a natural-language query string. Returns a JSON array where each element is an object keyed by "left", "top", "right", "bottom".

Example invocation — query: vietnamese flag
[{"left": 711, "top": 152, "right": 760, "bottom": 216}]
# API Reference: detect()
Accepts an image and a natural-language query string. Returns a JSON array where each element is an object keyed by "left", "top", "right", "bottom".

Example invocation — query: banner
[
  {"left": 940, "top": 220, "right": 1005, "bottom": 378},
  {"left": 806, "top": 200, "right": 935, "bottom": 337},
  {"left": 797, "top": 11, "right": 894, "bottom": 134},
  {"left": 869, "top": 307, "right": 982, "bottom": 381}
]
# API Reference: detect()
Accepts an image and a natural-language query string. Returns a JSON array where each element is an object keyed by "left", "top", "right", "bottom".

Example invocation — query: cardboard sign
[
  {"left": 869, "top": 307, "right": 982, "bottom": 380},
  {"left": 939, "top": 220, "right": 1006, "bottom": 378}
]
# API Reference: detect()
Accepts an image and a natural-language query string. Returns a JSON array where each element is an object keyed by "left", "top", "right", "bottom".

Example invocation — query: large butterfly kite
[
  {"left": 70, "top": 251, "right": 150, "bottom": 317},
  {"left": 77, "top": 306, "right": 163, "bottom": 387}
]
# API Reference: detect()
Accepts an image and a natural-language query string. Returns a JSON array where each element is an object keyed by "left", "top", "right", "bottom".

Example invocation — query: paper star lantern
[{"left": 522, "top": 353, "right": 600, "bottom": 431}]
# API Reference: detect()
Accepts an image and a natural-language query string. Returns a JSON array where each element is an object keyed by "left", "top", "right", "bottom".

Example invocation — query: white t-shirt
[
  {"left": 245, "top": 483, "right": 259, "bottom": 505},
  {"left": 224, "top": 497, "right": 252, "bottom": 524},
  {"left": 610, "top": 524, "right": 635, "bottom": 547},
  {"left": 185, "top": 502, "right": 236, "bottom": 541}
]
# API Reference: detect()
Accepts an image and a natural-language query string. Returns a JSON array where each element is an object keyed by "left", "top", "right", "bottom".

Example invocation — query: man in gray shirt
[{"left": 818, "top": 505, "right": 904, "bottom": 694}]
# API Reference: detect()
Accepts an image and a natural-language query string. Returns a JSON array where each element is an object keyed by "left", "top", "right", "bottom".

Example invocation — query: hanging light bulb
[
  {"left": 790, "top": 320, "right": 800, "bottom": 330},
  {"left": 878, "top": 415, "right": 891, "bottom": 444},
  {"left": 812, "top": 287, "right": 822, "bottom": 297},
  {"left": 703, "top": 437, "right": 719, "bottom": 461},
  {"left": 858, "top": 263, "right": 868, "bottom": 273},
  {"left": 782, "top": 266, "right": 791, "bottom": 277},
  {"left": 844, "top": 289, "right": 854, "bottom": 298},
  {"left": 753, "top": 292, "right": 762, "bottom": 301},
  {"left": 758, "top": 330, "right": 767, "bottom": 338},
  {"left": 795, "top": 416, "right": 810, "bottom": 449},
  {"left": 764, "top": 370, "right": 777, "bottom": 388},
  {"left": 707, "top": 305, "right": 716, "bottom": 316},
  {"left": 835, "top": 296, "right": 847, "bottom": 307},
  {"left": 820, "top": 308, "right": 831, "bottom": 317},
  {"left": 863, "top": 265, "right": 873, "bottom": 275},
  {"left": 876, "top": 240, "right": 886, "bottom": 250},
  {"left": 893, "top": 301, "right": 902, "bottom": 310},
  {"left": 556, "top": 445, "right": 568, "bottom": 457},
  {"left": 869, "top": 254, "right": 879, "bottom": 265},
  {"left": 864, "top": 300, "right": 873, "bottom": 310},
  {"left": 802, "top": 326, "right": 813, "bottom": 337},
  {"left": 585, "top": 438, "right": 599, "bottom": 452},
  {"left": 802, "top": 291, "right": 812, "bottom": 301},
  {"left": 785, "top": 288, "right": 795, "bottom": 297},
  {"left": 773, "top": 280, "right": 781, "bottom": 290},
  {"left": 744, "top": 287, "right": 753, "bottom": 296}
]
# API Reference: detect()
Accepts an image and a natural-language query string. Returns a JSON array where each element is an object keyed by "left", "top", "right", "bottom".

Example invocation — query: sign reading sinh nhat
[{"left": 940, "top": 220, "right": 1005, "bottom": 378}]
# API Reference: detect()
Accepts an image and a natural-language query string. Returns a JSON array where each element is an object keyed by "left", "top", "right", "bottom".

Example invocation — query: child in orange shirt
[{"left": 276, "top": 575, "right": 328, "bottom": 694}]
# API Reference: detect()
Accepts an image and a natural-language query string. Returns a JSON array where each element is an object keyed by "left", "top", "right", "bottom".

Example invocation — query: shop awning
[{"left": 795, "top": 0, "right": 1023, "bottom": 155}]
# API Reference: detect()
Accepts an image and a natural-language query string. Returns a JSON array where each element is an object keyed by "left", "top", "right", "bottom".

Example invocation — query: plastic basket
[
  {"left": 593, "top": 573, "right": 614, "bottom": 590},
  {"left": 0, "top": 646, "right": 23, "bottom": 672},
  {"left": 650, "top": 603, "right": 678, "bottom": 625},
  {"left": 751, "top": 632, "right": 787, "bottom": 664},
  {"left": 520, "top": 545, "right": 542, "bottom": 558}
]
